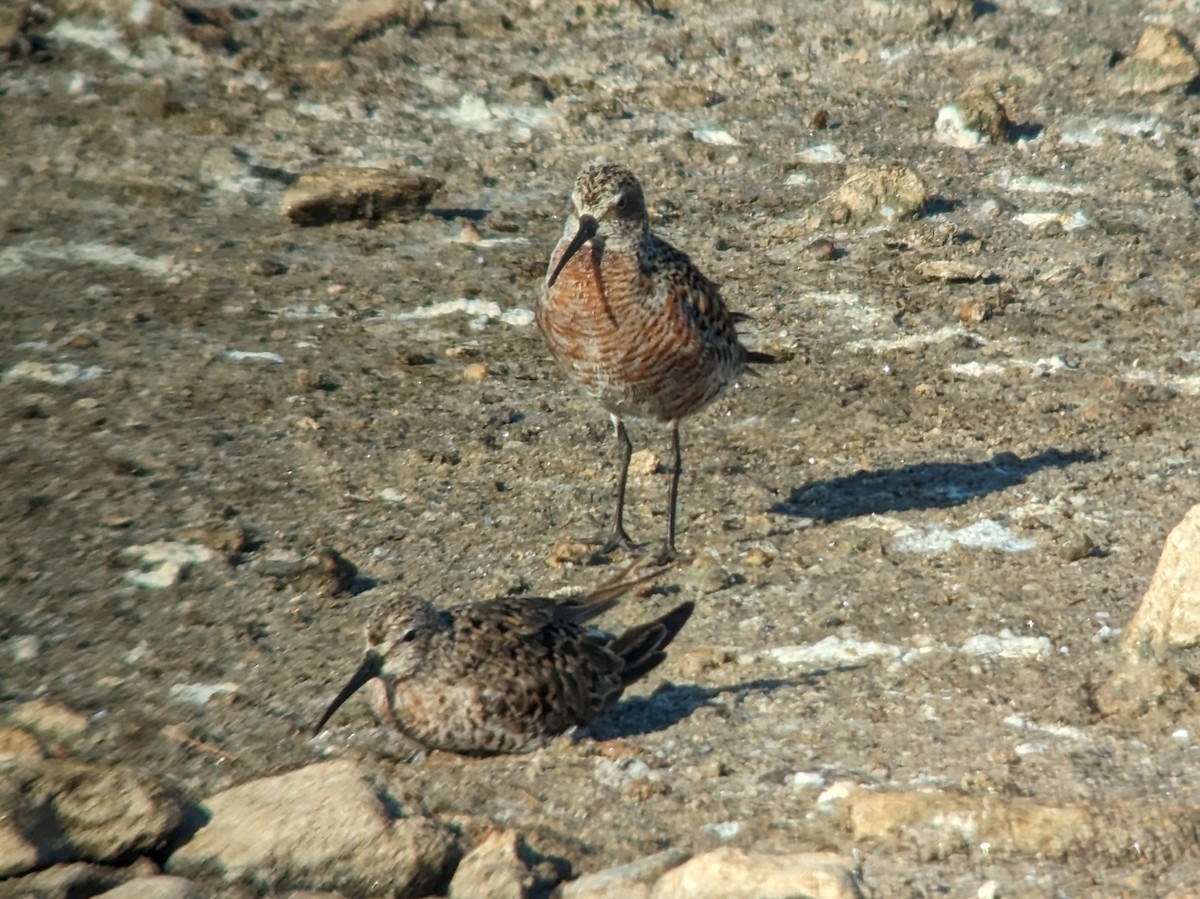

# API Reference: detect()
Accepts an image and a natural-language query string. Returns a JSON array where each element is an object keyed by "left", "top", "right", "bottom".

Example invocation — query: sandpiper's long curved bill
[
  {"left": 312, "top": 650, "right": 383, "bottom": 736},
  {"left": 546, "top": 214, "right": 598, "bottom": 288}
]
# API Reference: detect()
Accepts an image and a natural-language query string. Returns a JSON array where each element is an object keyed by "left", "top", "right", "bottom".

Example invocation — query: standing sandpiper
[
  {"left": 536, "top": 162, "right": 774, "bottom": 561},
  {"left": 313, "top": 568, "right": 693, "bottom": 755}
]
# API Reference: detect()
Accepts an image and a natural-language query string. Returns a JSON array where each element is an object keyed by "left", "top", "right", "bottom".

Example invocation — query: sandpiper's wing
[
  {"left": 439, "top": 599, "right": 626, "bottom": 743},
  {"left": 643, "top": 234, "right": 744, "bottom": 353}
]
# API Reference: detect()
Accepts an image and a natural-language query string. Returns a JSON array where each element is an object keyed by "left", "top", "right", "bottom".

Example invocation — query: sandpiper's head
[
  {"left": 312, "top": 597, "right": 446, "bottom": 735},
  {"left": 570, "top": 163, "right": 647, "bottom": 227},
  {"left": 363, "top": 597, "right": 446, "bottom": 679},
  {"left": 547, "top": 163, "right": 648, "bottom": 287}
]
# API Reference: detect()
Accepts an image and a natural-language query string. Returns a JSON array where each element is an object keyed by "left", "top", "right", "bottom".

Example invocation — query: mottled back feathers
[{"left": 315, "top": 568, "right": 693, "bottom": 755}]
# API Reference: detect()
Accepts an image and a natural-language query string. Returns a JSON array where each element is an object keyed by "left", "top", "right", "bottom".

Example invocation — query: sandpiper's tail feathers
[
  {"left": 555, "top": 561, "right": 676, "bottom": 625},
  {"left": 731, "top": 312, "right": 779, "bottom": 365},
  {"left": 612, "top": 601, "right": 695, "bottom": 686},
  {"left": 746, "top": 350, "right": 779, "bottom": 365}
]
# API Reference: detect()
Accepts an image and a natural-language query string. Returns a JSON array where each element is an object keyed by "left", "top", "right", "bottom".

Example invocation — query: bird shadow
[
  {"left": 772, "top": 448, "right": 1096, "bottom": 524},
  {"left": 429, "top": 207, "right": 489, "bottom": 222},
  {"left": 588, "top": 676, "right": 816, "bottom": 742},
  {"left": 1007, "top": 120, "right": 1044, "bottom": 142}
]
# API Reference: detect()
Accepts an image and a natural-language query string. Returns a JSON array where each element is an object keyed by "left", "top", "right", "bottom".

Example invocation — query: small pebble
[
  {"left": 248, "top": 258, "right": 288, "bottom": 277},
  {"left": 295, "top": 368, "right": 334, "bottom": 391},
  {"left": 791, "top": 771, "right": 825, "bottom": 789},
  {"left": 688, "top": 560, "right": 736, "bottom": 592},
  {"left": 703, "top": 821, "right": 743, "bottom": 840},
  {"left": 1032, "top": 219, "right": 1064, "bottom": 239},
  {"left": 695, "top": 759, "right": 730, "bottom": 779},
  {"left": 673, "top": 646, "right": 734, "bottom": 679},
  {"left": 169, "top": 682, "right": 240, "bottom": 706},
  {"left": 178, "top": 522, "right": 249, "bottom": 555},
  {"left": 958, "top": 299, "right": 992, "bottom": 324},
  {"left": 915, "top": 260, "right": 990, "bottom": 282},
  {"left": 1060, "top": 532, "right": 1096, "bottom": 562},
  {"left": 547, "top": 538, "right": 595, "bottom": 567},
  {"left": 258, "top": 549, "right": 306, "bottom": 578},
  {"left": 744, "top": 547, "right": 773, "bottom": 568},
  {"left": 802, "top": 237, "right": 837, "bottom": 260},
  {"left": 629, "top": 448, "right": 660, "bottom": 476},
  {"left": 8, "top": 635, "right": 39, "bottom": 662},
  {"left": 623, "top": 777, "right": 669, "bottom": 803},
  {"left": 400, "top": 351, "right": 436, "bottom": 366}
]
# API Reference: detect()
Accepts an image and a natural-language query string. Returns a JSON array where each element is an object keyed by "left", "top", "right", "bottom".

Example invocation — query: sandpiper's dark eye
[
  {"left": 400, "top": 629, "right": 416, "bottom": 643},
  {"left": 615, "top": 194, "right": 629, "bottom": 211}
]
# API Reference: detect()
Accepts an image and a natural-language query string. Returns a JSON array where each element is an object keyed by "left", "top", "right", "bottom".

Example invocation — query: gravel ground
[{"left": 3, "top": 0, "right": 1200, "bottom": 895}]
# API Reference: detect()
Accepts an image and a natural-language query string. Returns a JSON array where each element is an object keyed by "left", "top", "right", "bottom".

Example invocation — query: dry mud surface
[{"left": 3, "top": 0, "right": 1200, "bottom": 896}]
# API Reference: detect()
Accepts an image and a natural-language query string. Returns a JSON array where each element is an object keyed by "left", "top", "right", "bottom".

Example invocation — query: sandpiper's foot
[
  {"left": 651, "top": 541, "right": 688, "bottom": 566},
  {"left": 595, "top": 527, "right": 639, "bottom": 555}
]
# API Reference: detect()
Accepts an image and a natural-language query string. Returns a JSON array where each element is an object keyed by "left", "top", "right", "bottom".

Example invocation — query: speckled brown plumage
[
  {"left": 313, "top": 569, "right": 693, "bottom": 756},
  {"left": 536, "top": 163, "right": 773, "bottom": 559}
]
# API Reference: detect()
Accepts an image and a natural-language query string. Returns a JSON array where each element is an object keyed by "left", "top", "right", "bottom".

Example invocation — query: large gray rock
[
  {"left": 166, "top": 760, "right": 458, "bottom": 897},
  {"left": 0, "top": 759, "right": 183, "bottom": 878},
  {"left": 650, "top": 848, "right": 864, "bottom": 899},
  {"left": 1123, "top": 504, "right": 1200, "bottom": 653}
]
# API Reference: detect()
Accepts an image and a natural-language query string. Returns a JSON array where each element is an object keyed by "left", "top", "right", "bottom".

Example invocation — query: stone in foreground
[
  {"left": 1122, "top": 503, "right": 1200, "bottom": 653},
  {"left": 649, "top": 848, "right": 864, "bottom": 899},
  {"left": 0, "top": 759, "right": 182, "bottom": 878},
  {"left": 166, "top": 760, "right": 458, "bottom": 896},
  {"left": 448, "top": 828, "right": 542, "bottom": 899}
]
